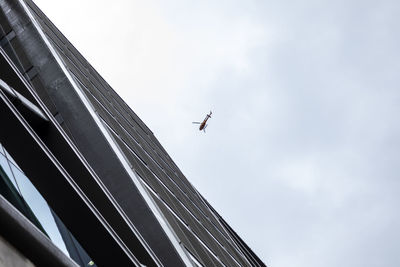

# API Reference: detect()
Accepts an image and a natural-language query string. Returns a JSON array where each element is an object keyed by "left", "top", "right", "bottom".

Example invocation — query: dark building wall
[{"left": 0, "top": 1, "right": 185, "bottom": 266}]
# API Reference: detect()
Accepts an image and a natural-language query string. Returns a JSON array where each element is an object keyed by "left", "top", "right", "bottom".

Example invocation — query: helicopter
[{"left": 192, "top": 111, "right": 212, "bottom": 132}]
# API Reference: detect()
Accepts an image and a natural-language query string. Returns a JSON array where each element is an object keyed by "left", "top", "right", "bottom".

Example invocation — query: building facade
[{"left": 0, "top": 0, "right": 266, "bottom": 266}]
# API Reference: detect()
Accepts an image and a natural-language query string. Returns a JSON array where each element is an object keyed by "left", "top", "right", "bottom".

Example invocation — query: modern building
[{"left": 0, "top": 0, "right": 266, "bottom": 266}]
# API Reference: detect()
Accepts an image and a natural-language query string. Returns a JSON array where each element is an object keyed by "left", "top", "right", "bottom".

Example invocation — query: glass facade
[{"left": 0, "top": 143, "right": 95, "bottom": 267}]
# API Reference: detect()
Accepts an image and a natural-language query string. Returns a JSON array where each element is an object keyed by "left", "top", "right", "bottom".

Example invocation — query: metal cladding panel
[
  {"left": 150, "top": 191, "right": 216, "bottom": 267},
  {"left": 0, "top": 1, "right": 186, "bottom": 267},
  {"left": 0, "top": 86, "right": 137, "bottom": 266}
]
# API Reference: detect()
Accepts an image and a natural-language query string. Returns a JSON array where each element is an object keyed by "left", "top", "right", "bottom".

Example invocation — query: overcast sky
[{"left": 33, "top": 0, "right": 400, "bottom": 266}]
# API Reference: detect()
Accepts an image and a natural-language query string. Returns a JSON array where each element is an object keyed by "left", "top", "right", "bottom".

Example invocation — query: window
[{"left": 0, "top": 144, "right": 97, "bottom": 267}]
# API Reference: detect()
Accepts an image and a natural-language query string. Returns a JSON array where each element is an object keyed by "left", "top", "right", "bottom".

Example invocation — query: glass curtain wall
[{"left": 0, "top": 143, "right": 96, "bottom": 267}]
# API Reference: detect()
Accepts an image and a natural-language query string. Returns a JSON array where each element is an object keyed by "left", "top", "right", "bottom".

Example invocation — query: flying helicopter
[{"left": 192, "top": 111, "right": 212, "bottom": 132}]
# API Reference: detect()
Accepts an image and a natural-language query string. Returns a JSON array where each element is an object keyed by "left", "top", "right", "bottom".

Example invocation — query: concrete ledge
[
  {"left": 0, "top": 235, "right": 35, "bottom": 267},
  {"left": 0, "top": 194, "right": 78, "bottom": 267}
]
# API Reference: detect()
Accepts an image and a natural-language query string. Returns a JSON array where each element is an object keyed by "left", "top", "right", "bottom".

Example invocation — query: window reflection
[
  {"left": 1, "top": 145, "right": 20, "bottom": 171},
  {"left": 0, "top": 153, "right": 17, "bottom": 188},
  {"left": 0, "top": 164, "right": 46, "bottom": 234},
  {"left": 0, "top": 144, "right": 96, "bottom": 266},
  {"left": 8, "top": 162, "right": 69, "bottom": 255}
]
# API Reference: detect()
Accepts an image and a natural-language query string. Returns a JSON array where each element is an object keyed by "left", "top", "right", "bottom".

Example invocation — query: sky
[{"left": 32, "top": 0, "right": 400, "bottom": 266}]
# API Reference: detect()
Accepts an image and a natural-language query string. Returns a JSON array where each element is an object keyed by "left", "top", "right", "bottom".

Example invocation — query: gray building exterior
[{"left": 0, "top": 0, "right": 266, "bottom": 266}]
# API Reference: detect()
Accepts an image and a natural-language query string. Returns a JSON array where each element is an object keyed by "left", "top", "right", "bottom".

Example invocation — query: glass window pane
[
  {"left": 9, "top": 164, "right": 69, "bottom": 256},
  {"left": 3, "top": 148, "right": 20, "bottom": 171},
  {"left": 0, "top": 145, "right": 95, "bottom": 265},
  {"left": 0, "top": 153, "right": 19, "bottom": 190}
]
